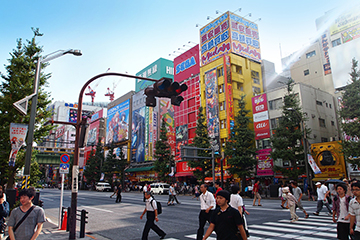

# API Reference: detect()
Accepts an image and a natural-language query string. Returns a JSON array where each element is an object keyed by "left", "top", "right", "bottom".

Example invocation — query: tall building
[
  {"left": 199, "top": 11, "right": 263, "bottom": 180},
  {"left": 173, "top": 45, "right": 201, "bottom": 179}
]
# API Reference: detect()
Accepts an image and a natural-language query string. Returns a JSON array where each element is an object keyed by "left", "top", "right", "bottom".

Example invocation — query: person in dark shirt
[{"left": 203, "top": 190, "right": 247, "bottom": 240}]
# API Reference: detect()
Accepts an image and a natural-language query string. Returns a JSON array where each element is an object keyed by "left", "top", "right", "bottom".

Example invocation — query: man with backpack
[{"left": 140, "top": 191, "right": 166, "bottom": 240}]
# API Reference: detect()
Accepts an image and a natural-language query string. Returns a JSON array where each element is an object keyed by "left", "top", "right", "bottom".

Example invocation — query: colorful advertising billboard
[
  {"left": 174, "top": 45, "right": 200, "bottom": 81},
  {"left": 200, "top": 11, "right": 261, "bottom": 66},
  {"left": 87, "top": 120, "right": 100, "bottom": 146},
  {"left": 204, "top": 68, "right": 221, "bottom": 152},
  {"left": 329, "top": 6, "right": 360, "bottom": 36},
  {"left": 223, "top": 55, "right": 235, "bottom": 134},
  {"left": 9, "top": 123, "right": 28, "bottom": 166},
  {"left": 131, "top": 107, "right": 146, "bottom": 162},
  {"left": 252, "top": 94, "right": 270, "bottom": 140},
  {"left": 176, "top": 124, "right": 188, "bottom": 162},
  {"left": 106, "top": 99, "right": 130, "bottom": 144},
  {"left": 256, "top": 148, "right": 273, "bottom": 176},
  {"left": 68, "top": 109, "right": 93, "bottom": 123},
  {"left": 159, "top": 98, "right": 176, "bottom": 156}
]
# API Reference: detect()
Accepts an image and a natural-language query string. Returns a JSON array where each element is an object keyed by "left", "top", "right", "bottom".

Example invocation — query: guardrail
[{"left": 61, "top": 207, "right": 88, "bottom": 238}]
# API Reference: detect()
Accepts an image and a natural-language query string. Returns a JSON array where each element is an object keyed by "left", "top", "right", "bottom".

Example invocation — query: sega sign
[
  {"left": 174, "top": 45, "right": 200, "bottom": 82},
  {"left": 176, "top": 56, "right": 196, "bottom": 74}
]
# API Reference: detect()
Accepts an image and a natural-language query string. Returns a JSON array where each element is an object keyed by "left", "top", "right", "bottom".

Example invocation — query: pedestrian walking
[
  {"left": 197, "top": 184, "right": 216, "bottom": 240},
  {"left": 313, "top": 182, "right": 332, "bottom": 216},
  {"left": 279, "top": 183, "right": 287, "bottom": 209},
  {"left": 290, "top": 181, "right": 309, "bottom": 218},
  {"left": 171, "top": 183, "right": 180, "bottom": 204},
  {"left": 143, "top": 183, "right": 149, "bottom": 202},
  {"left": 7, "top": 187, "right": 46, "bottom": 240},
  {"left": 0, "top": 190, "right": 10, "bottom": 239},
  {"left": 332, "top": 183, "right": 352, "bottom": 240},
  {"left": 193, "top": 185, "right": 200, "bottom": 200},
  {"left": 116, "top": 184, "right": 122, "bottom": 203},
  {"left": 167, "top": 183, "right": 175, "bottom": 205},
  {"left": 252, "top": 180, "right": 262, "bottom": 206},
  {"left": 349, "top": 181, "right": 360, "bottom": 239},
  {"left": 214, "top": 182, "right": 223, "bottom": 198},
  {"left": 229, "top": 185, "right": 249, "bottom": 238},
  {"left": 282, "top": 187, "right": 299, "bottom": 223},
  {"left": 202, "top": 190, "right": 247, "bottom": 240},
  {"left": 140, "top": 191, "right": 166, "bottom": 240}
]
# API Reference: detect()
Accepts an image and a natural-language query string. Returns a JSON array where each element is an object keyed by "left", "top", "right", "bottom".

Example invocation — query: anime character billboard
[
  {"left": 9, "top": 123, "right": 28, "bottom": 166},
  {"left": 131, "top": 107, "right": 145, "bottom": 162},
  {"left": 106, "top": 99, "right": 130, "bottom": 144},
  {"left": 204, "top": 68, "right": 221, "bottom": 152},
  {"left": 175, "top": 124, "right": 188, "bottom": 161}
]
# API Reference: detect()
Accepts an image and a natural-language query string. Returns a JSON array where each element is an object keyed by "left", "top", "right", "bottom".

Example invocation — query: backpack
[{"left": 150, "top": 198, "right": 162, "bottom": 215}]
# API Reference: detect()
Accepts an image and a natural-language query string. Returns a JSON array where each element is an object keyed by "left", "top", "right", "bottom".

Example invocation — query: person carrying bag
[
  {"left": 0, "top": 190, "right": 10, "bottom": 238},
  {"left": 5, "top": 206, "right": 34, "bottom": 240}
]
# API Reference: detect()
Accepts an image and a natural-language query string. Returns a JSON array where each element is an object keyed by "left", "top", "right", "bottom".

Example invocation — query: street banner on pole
[
  {"left": 9, "top": 123, "right": 28, "bottom": 166},
  {"left": 308, "top": 154, "right": 322, "bottom": 174}
]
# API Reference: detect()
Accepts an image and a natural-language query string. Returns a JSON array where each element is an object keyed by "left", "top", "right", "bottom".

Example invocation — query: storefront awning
[
  {"left": 125, "top": 166, "right": 154, "bottom": 173},
  {"left": 312, "top": 177, "right": 331, "bottom": 182},
  {"left": 175, "top": 172, "right": 194, "bottom": 177}
]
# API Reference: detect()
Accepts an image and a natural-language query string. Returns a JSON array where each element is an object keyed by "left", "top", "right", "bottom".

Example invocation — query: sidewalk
[{"left": 35, "top": 219, "right": 110, "bottom": 240}]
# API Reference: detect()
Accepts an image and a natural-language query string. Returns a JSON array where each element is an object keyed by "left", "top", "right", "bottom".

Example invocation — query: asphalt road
[{"left": 38, "top": 188, "right": 331, "bottom": 240}]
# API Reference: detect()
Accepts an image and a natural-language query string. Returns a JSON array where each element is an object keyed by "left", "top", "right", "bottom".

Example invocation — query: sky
[{"left": 0, "top": 0, "right": 358, "bottom": 104}]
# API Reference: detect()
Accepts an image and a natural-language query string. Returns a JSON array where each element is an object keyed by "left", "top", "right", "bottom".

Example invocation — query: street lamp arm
[{"left": 41, "top": 49, "right": 82, "bottom": 63}]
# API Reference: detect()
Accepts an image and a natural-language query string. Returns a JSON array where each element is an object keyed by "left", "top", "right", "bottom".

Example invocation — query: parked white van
[
  {"left": 149, "top": 183, "right": 170, "bottom": 195},
  {"left": 95, "top": 182, "right": 112, "bottom": 192}
]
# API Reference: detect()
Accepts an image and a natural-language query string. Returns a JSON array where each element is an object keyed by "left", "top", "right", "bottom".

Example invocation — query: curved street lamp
[{"left": 23, "top": 49, "right": 82, "bottom": 176}]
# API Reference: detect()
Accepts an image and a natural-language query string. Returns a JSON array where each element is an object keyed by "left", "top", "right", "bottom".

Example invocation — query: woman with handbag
[{"left": 0, "top": 190, "right": 10, "bottom": 239}]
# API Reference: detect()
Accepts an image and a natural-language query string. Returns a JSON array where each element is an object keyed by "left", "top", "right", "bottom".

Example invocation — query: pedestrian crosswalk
[{"left": 160, "top": 214, "right": 337, "bottom": 240}]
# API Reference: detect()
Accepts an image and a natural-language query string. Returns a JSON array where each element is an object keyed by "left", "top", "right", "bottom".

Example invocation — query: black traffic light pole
[{"left": 69, "top": 72, "right": 158, "bottom": 239}]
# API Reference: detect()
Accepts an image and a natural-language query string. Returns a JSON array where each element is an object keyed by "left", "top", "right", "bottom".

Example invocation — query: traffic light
[{"left": 144, "top": 77, "right": 188, "bottom": 107}]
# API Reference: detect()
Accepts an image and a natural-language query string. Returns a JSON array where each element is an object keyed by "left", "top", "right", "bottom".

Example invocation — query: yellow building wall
[{"left": 200, "top": 53, "right": 263, "bottom": 152}]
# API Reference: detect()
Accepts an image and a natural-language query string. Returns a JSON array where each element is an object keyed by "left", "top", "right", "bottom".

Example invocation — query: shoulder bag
[{"left": 6, "top": 206, "right": 35, "bottom": 240}]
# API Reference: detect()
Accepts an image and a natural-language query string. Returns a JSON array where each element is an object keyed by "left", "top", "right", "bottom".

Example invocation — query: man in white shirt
[
  {"left": 140, "top": 192, "right": 166, "bottom": 240},
  {"left": 350, "top": 181, "right": 360, "bottom": 239},
  {"left": 313, "top": 182, "right": 332, "bottom": 216},
  {"left": 196, "top": 184, "right": 216, "bottom": 240}
]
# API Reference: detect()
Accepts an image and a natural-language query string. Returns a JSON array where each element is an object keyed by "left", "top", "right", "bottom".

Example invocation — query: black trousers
[
  {"left": 142, "top": 211, "right": 165, "bottom": 240},
  {"left": 116, "top": 194, "right": 122, "bottom": 203},
  {"left": 196, "top": 210, "right": 214, "bottom": 240}
]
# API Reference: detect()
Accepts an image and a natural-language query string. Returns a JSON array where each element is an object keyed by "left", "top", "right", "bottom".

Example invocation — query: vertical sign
[
  {"left": 252, "top": 94, "right": 270, "bottom": 140},
  {"left": 9, "top": 123, "right": 28, "bottom": 166},
  {"left": 223, "top": 55, "right": 235, "bottom": 134},
  {"left": 204, "top": 68, "right": 221, "bottom": 152}
]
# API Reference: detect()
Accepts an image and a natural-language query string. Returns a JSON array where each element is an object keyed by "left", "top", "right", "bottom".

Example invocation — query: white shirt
[
  {"left": 317, "top": 185, "right": 328, "bottom": 200},
  {"left": 143, "top": 185, "right": 147, "bottom": 192},
  {"left": 338, "top": 196, "right": 350, "bottom": 223},
  {"left": 349, "top": 198, "right": 360, "bottom": 231},
  {"left": 200, "top": 191, "right": 215, "bottom": 210},
  {"left": 229, "top": 194, "right": 243, "bottom": 210},
  {"left": 145, "top": 197, "right": 157, "bottom": 211}
]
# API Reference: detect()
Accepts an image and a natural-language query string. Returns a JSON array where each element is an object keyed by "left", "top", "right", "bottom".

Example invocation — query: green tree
[
  {"left": 84, "top": 140, "right": 103, "bottom": 186},
  {"left": 103, "top": 142, "right": 127, "bottom": 187},
  {"left": 0, "top": 28, "right": 53, "bottom": 188},
  {"left": 154, "top": 118, "right": 173, "bottom": 182},
  {"left": 270, "top": 79, "right": 308, "bottom": 180},
  {"left": 188, "top": 106, "right": 213, "bottom": 183},
  {"left": 339, "top": 58, "right": 360, "bottom": 166},
  {"left": 224, "top": 95, "right": 257, "bottom": 192}
]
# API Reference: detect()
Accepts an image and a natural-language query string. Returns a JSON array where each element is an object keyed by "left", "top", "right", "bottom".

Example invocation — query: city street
[{"left": 39, "top": 189, "right": 337, "bottom": 240}]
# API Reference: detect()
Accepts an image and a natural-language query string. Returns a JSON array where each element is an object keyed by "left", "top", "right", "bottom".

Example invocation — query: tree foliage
[
  {"left": 84, "top": 140, "right": 103, "bottom": 185},
  {"left": 224, "top": 95, "right": 257, "bottom": 191},
  {"left": 154, "top": 118, "right": 173, "bottom": 182},
  {"left": 102, "top": 141, "right": 127, "bottom": 185},
  {"left": 188, "top": 106, "right": 213, "bottom": 183},
  {"left": 270, "top": 79, "right": 308, "bottom": 180},
  {"left": 339, "top": 58, "right": 360, "bottom": 165},
  {"left": 0, "top": 28, "right": 53, "bottom": 187}
]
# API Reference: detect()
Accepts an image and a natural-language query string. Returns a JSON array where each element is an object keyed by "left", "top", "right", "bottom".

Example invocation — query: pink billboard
[
  {"left": 174, "top": 45, "right": 200, "bottom": 82},
  {"left": 256, "top": 148, "right": 273, "bottom": 176},
  {"left": 252, "top": 93, "right": 270, "bottom": 140}
]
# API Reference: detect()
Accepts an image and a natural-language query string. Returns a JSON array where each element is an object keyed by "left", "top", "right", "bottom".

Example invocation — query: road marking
[
  {"left": 79, "top": 205, "right": 113, "bottom": 213},
  {"left": 40, "top": 197, "right": 54, "bottom": 201}
]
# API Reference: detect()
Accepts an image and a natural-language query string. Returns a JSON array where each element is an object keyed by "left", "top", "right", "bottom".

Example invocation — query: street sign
[
  {"left": 60, "top": 163, "right": 69, "bottom": 174},
  {"left": 60, "top": 154, "right": 70, "bottom": 164},
  {"left": 13, "top": 93, "right": 36, "bottom": 116}
]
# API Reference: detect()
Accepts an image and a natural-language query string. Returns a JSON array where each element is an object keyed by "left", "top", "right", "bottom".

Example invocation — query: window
[
  {"left": 236, "top": 65, "right": 242, "bottom": 74},
  {"left": 253, "top": 86, "right": 261, "bottom": 95},
  {"left": 270, "top": 117, "right": 283, "bottom": 129},
  {"left": 269, "top": 98, "right": 283, "bottom": 110},
  {"left": 319, "top": 118, "right": 326, "bottom": 128},
  {"left": 256, "top": 138, "right": 271, "bottom": 149},
  {"left": 188, "top": 98, "right": 195, "bottom": 107},
  {"left": 188, "top": 128, "right": 196, "bottom": 139},
  {"left": 332, "top": 38, "right": 341, "bottom": 47},
  {"left": 326, "top": 103, "right": 328, "bottom": 107},
  {"left": 219, "top": 84, "right": 224, "bottom": 93},
  {"left": 304, "top": 69, "right": 309, "bottom": 76},
  {"left": 188, "top": 112, "right": 196, "bottom": 123},
  {"left": 306, "top": 50, "right": 316, "bottom": 58},
  {"left": 321, "top": 137, "right": 328, "bottom": 142},
  {"left": 236, "top": 82, "right": 243, "bottom": 91},
  {"left": 217, "top": 67, "right": 223, "bottom": 77},
  {"left": 220, "top": 120, "right": 225, "bottom": 129},
  {"left": 331, "top": 121, "right": 335, "bottom": 126},
  {"left": 251, "top": 70, "right": 260, "bottom": 84},
  {"left": 220, "top": 102, "right": 225, "bottom": 111},
  {"left": 316, "top": 100, "right": 323, "bottom": 106},
  {"left": 329, "top": 104, "right": 332, "bottom": 109}
]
